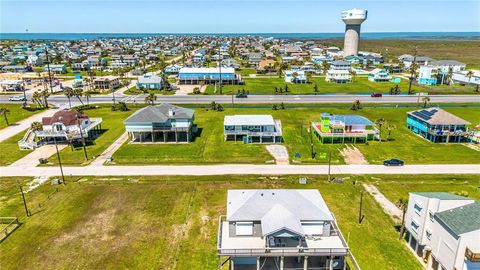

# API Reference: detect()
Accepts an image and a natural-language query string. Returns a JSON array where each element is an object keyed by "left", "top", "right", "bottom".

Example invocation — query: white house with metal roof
[
  {"left": 224, "top": 115, "right": 282, "bottom": 144},
  {"left": 124, "top": 103, "right": 195, "bottom": 143},
  {"left": 217, "top": 189, "right": 353, "bottom": 270},
  {"left": 405, "top": 192, "right": 480, "bottom": 270}
]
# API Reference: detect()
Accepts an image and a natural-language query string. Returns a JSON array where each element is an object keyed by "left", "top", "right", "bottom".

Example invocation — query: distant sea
[{"left": 1, "top": 32, "right": 479, "bottom": 41}]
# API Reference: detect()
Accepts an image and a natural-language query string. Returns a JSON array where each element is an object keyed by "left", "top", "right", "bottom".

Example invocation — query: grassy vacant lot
[
  {"left": 113, "top": 105, "right": 480, "bottom": 165},
  {"left": 0, "top": 175, "right": 425, "bottom": 270},
  {"left": 0, "top": 104, "right": 44, "bottom": 130},
  {"left": 0, "top": 130, "right": 32, "bottom": 166},
  {"left": 205, "top": 77, "right": 426, "bottom": 95},
  {"left": 321, "top": 39, "right": 480, "bottom": 69},
  {"left": 371, "top": 174, "right": 480, "bottom": 204}
]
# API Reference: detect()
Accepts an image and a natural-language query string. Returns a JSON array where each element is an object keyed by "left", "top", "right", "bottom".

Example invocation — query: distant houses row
[{"left": 20, "top": 104, "right": 477, "bottom": 149}]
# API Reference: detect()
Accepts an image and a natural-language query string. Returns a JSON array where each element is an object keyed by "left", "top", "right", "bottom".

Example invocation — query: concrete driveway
[{"left": 9, "top": 144, "right": 67, "bottom": 168}]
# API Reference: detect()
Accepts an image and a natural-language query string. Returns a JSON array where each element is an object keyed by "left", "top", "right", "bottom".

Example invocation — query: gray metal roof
[
  {"left": 411, "top": 192, "right": 469, "bottom": 200},
  {"left": 430, "top": 60, "right": 466, "bottom": 66},
  {"left": 124, "top": 103, "right": 194, "bottom": 124},
  {"left": 226, "top": 189, "right": 334, "bottom": 222},
  {"left": 331, "top": 60, "right": 350, "bottom": 66}
]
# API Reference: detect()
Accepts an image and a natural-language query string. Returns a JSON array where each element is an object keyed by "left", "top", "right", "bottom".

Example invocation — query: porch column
[
  {"left": 175, "top": 131, "right": 178, "bottom": 143},
  {"left": 256, "top": 257, "right": 260, "bottom": 270},
  {"left": 280, "top": 256, "right": 284, "bottom": 270},
  {"left": 329, "top": 256, "right": 333, "bottom": 270},
  {"left": 303, "top": 256, "right": 308, "bottom": 270},
  {"left": 152, "top": 131, "right": 154, "bottom": 142},
  {"left": 163, "top": 131, "right": 166, "bottom": 142},
  {"left": 230, "top": 258, "right": 234, "bottom": 270},
  {"left": 260, "top": 136, "right": 262, "bottom": 143},
  {"left": 187, "top": 131, "right": 190, "bottom": 142}
]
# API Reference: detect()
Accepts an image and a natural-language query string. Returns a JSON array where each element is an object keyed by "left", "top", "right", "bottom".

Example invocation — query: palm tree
[
  {"left": 32, "top": 91, "right": 42, "bottom": 108},
  {"left": 321, "top": 61, "right": 330, "bottom": 74},
  {"left": 408, "top": 62, "right": 418, "bottom": 95},
  {"left": 386, "top": 124, "right": 396, "bottom": 141},
  {"left": 422, "top": 96, "right": 431, "bottom": 108},
  {"left": 84, "top": 90, "right": 92, "bottom": 106},
  {"left": 351, "top": 100, "right": 362, "bottom": 111},
  {"left": 144, "top": 93, "right": 157, "bottom": 105},
  {"left": 30, "top": 121, "right": 43, "bottom": 131},
  {"left": 466, "top": 70, "right": 474, "bottom": 84},
  {"left": 63, "top": 87, "right": 74, "bottom": 108},
  {"left": 0, "top": 107, "right": 10, "bottom": 126},
  {"left": 397, "top": 197, "right": 409, "bottom": 240},
  {"left": 375, "top": 118, "right": 386, "bottom": 142},
  {"left": 73, "top": 88, "right": 84, "bottom": 105},
  {"left": 350, "top": 70, "right": 357, "bottom": 82},
  {"left": 40, "top": 89, "right": 50, "bottom": 108}
]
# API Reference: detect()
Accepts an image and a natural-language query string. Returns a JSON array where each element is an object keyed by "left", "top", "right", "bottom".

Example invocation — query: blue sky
[{"left": 1, "top": 0, "right": 479, "bottom": 33}]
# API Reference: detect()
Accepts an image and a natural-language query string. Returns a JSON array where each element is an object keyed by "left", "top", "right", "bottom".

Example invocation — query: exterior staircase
[{"left": 18, "top": 129, "right": 38, "bottom": 150}]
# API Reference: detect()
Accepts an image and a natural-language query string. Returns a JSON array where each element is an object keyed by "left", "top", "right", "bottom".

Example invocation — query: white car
[{"left": 9, "top": 95, "right": 26, "bottom": 101}]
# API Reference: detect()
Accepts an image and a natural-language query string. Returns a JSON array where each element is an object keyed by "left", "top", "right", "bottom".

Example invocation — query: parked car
[
  {"left": 9, "top": 95, "right": 26, "bottom": 101},
  {"left": 235, "top": 93, "right": 248, "bottom": 98},
  {"left": 371, "top": 93, "right": 382, "bottom": 97},
  {"left": 383, "top": 158, "right": 404, "bottom": 166}
]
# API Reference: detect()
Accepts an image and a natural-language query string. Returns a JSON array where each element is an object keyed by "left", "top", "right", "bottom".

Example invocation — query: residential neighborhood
[{"left": 0, "top": 2, "right": 479, "bottom": 270}]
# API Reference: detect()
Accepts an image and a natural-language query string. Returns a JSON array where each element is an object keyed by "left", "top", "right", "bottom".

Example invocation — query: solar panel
[
  {"left": 413, "top": 111, "right": 431, "bottom": 120},
  {"left": 430, "top": 109, "right": 438, "bottom": 114}
]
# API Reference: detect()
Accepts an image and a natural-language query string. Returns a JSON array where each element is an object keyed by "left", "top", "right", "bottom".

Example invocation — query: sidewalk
[
  {"left": 0, "top": 108, "right": 60, "bottom": 142},
  {"left": 363, "top": 183, "right": 402, "bottom": 221},
  {"left": 90, "top": 132, "right": 128, "bottom": 165}
]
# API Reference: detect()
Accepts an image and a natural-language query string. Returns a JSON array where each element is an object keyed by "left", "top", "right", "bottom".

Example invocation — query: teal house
[
  {"left": 136, "top": 74, "right": 162, "bottom": 90},
  {"left": 406, "top": 108, "right": 471, "bottom": 143}
]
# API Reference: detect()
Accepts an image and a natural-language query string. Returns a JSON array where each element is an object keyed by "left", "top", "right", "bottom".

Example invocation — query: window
[
  {"left": 426, "top": 230, "right": 432, "bottom": 240},
  {"left": 414, "top": 203, "right": 423, "bottom": 215},
  {"left": 235, "top": 222, "right": 253, "bottom": 236},
  {"left": 411, "top": 220, "right": 419, "bottom": 234},
  {"left": 301, "top": 222, "right": 324, "bottom": 236},
  {"left": 429, "top": 212, "right": 434, "bottom": 222}
]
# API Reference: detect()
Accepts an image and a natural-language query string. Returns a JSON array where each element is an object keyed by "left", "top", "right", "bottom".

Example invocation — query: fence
[{"left": 0, "top": 217, "right": 19, "bottom": 242}]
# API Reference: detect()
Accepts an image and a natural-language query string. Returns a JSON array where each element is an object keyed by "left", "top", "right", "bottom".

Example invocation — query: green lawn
[
  {"left": 112, "top": 105, "right": 480, "bottom": 165},
  {"left": 205, "top": 76, "right": 426, "bottom": 95},
  {"left": 113, "top": 107, "right": 273, "bottom": 165},
  {"left": 368, "top": 174, "right": 480, "bottom": 204},
  {"left": 0, "top": 104, "right": 44, "bottom": 130},
  {"left": 46, "top": 106, "right": 139, "bottom": 166},
  {"left": 0, "top": 175, "right": 423, "bottom": 270},
  {"left": 0, "top": 130, "right": 32, "bottom": 166}
]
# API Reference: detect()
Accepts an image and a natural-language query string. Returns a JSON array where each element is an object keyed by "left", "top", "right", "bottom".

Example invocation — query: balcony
[
  {"left": 217, "top": 216, "right": 349, "bottom": 257},
  {"left": 465, "top": 247, "right": 480, "bottom": 262}
]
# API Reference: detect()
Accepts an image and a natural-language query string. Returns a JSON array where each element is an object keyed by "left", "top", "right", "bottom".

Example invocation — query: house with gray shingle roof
[
  {"left": 405, "top": 192, "right": 479, "bottom": 270},
  {"left": 124, "top": 103, "right": 195, "bottom": 143},
  {"left": 218, "top": 189, "right": 351, "bottom": 270}
]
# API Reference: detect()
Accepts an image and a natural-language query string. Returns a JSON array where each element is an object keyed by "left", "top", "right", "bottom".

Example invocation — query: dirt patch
[
  {"left": 199, "top": 209, "right": 211, "bottom": 239},
  {"left": 340, "top": 145, "right": 368, "bottom": 165},
  {"left": 55, "top": 209, "right": 117, "bottom": 245}
]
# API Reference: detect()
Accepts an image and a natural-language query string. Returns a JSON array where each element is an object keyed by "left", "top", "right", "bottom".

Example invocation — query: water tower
[{"left": 342, "top": 8, "right": 367, "bottom": 56}]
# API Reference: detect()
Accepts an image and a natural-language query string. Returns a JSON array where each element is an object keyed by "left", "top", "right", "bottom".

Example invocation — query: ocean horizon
[{"left": 1, "top": 32, "right": 479, "bottom": 41}]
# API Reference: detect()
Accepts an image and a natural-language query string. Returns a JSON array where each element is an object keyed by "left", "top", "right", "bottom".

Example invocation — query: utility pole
[
  {"left": 53, "top": 136, "right": 66, "bottom": 184},
  {"left": 76, "top": 114, "right": 88, "bottom": 160},
  {"left": 45, "top": 47, "right": 54, "bottom": 95},
  {"left": 19, "top": 186, "right": 30, "bottom": 217},
  {"left": 218, "top": 41, "right": 222, "bottom": 95},
  {"left": 358, "top": 191, "right": 365, "bottom": 224},
  {"left": 327, "top": 151, "right": 332, "bottom": 181},
  {"left": 22, "top": 81, "right": 27, "bottom": 108}
]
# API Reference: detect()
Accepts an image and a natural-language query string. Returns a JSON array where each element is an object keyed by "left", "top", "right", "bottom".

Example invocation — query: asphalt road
[
  {"left": 2, "top": 92, "right": 479, "bottom": 105},
  {"left": 1, "top": 164, "right": 478, "bottom": 177}
]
